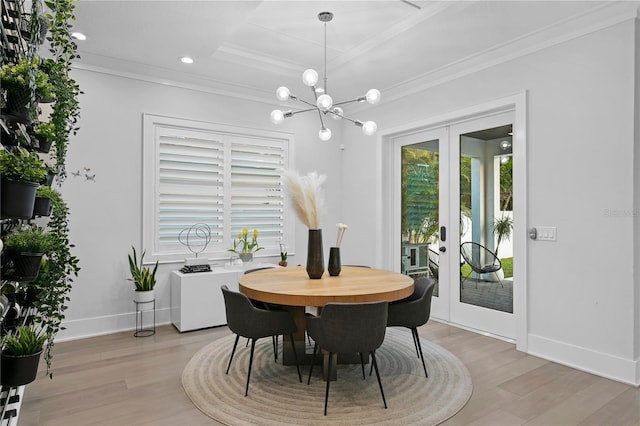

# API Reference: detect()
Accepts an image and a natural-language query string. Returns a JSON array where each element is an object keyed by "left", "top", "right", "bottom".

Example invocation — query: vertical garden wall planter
[
  {"left": 0, "top": 349, "right": 43, "bottom": 386},
  {"left": 0, "top": 179, "right": 38, "bottom": 219}
]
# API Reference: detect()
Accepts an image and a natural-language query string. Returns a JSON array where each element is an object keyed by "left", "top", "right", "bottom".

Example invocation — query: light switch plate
[{"left": 537, "top": 226, "right": 556, "bottom": 241}]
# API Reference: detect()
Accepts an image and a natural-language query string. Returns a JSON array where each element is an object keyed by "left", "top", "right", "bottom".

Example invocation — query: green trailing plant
[
  {"left": 1, "top": 325, "right": 48, "bottom": 356},
  {"left": 493, "top": 214, "right": 513, "bottom": 258},
  {"left": 44, "top": 0, "right": 82, "bottom": 181},
  {"left": 0, "top": 148, "right": 48, "bottom": 183},
  {"left": 128, "top": 247, "right": 158, "bottom": 291},
  {"left": 33, "top": 189, "right": 80, "bottom": 378},
  {"left": 3, "top": 226, "right": 51, "bottom": 254}
]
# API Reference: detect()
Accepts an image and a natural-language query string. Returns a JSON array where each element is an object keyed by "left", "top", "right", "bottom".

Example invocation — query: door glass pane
[
  {"left": 459, "top": 125, "right": 513, "bottom": 313},
  {"left": 401, "top": 139, "right": 440, "bottom": 297}
]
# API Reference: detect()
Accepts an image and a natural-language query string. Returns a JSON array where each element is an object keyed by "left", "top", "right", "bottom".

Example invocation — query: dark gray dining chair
[
  {"left": 243, "top": 266, "right": 279, "bottom": 360},
  {"left": 385, "top": 277, "right": 435, "bottom": 378},
  {"left": 306, "top": 301, "right": 389, "bottom": 415},
  {"left": 221, "top": 285, "right": 302, "bottom": 396}
]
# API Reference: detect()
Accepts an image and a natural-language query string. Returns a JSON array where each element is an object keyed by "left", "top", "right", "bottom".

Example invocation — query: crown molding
[
  {"left": 382, "top": 1, "right": 640, "bottom": 104},
  {"left": 72, "top": 1, "right": 639, "bottom": 109}
]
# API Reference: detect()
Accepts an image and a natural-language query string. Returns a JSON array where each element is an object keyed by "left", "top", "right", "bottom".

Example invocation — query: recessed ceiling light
[
  {"left": 180, "top": 57, "right": 194, "bottom": 64},
  {"left": 71, "top": 32, "right": 86, "bottom": 40}
]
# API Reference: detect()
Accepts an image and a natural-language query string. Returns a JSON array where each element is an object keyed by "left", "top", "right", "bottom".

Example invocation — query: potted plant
[
  {"left": 0, "top": 57, "right": 55, "bottom": 123},
  {"left": 128, "top": 246, "right": 158, "bottom": 303},
  {"left": 492, "top": 214, "right": 513, "bottom": 258},
  {"left": 279, "top": 251, "right": 288, "bottom": 267},
  {"left": 2, "top": 226, "right": 50, "bottom": 282},
  {"left": 1, "top": 325, "right": 48, "bottom": 386},
  {"left": 33, "top": 122, "right": 56, "bottom": 153},
  {"left": 32, "top": 185, "right": 59, "bottom": 217},
  {"left": 0, "top": 147, "right": 47, "bottom": 218},
  {"left": 228, "top": 229, "right": 263, "bottom": 262}
]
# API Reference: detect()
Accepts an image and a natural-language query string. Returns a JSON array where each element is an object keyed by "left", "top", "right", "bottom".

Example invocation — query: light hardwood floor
[{"left": 19, "top": 321, "right": 640, "bottom": 425}]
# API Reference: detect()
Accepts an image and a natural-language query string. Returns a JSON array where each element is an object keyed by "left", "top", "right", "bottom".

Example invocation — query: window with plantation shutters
[{"left": 143, "top": 114, "right": 292, "bottom": 262}]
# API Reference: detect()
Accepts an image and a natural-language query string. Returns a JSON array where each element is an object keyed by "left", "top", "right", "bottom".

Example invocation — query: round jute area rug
[{"left": 182, "top": 328, "right": 472, "bottom": 425}]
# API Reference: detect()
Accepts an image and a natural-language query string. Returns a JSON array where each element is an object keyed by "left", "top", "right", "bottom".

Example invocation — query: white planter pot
[{"left": 134, "top": 289, "right": 155, "bottom": 303}]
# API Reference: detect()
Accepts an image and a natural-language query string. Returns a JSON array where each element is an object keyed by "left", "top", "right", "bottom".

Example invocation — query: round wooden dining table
[{"left": 239, "top": 265, "right": 414, "bottom": 370}]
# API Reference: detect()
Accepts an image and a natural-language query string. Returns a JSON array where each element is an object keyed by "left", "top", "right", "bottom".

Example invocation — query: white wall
[
  {"left": 56, "top": 13, "right": 639, "bottom": 385},
  {"left": 58, "top": 69, "right": 344, "bottom": 340},
  {"left": 342, "top": 19, "right": 639, "bottom": 384}
]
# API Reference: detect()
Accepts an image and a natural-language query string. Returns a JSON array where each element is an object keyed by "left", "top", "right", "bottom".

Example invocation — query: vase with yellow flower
[{"left": 229, "top": 228, "right": 263, "bottom": 262}]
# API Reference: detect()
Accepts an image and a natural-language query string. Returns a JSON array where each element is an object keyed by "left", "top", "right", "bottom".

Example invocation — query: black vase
[
  {"left": 328, "top": 247, "right": 341, "bottom": 276},
  {"left": 306, "top": 229, "right": 324, "bottom": 279}
]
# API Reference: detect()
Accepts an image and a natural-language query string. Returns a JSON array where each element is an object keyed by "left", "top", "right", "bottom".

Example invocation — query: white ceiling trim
[
  {"left": 70, "top": 1, "right": 639, "bottom": 110},
  {"left": 381, "top": 1, "right": 640, "bottom": 105},
  {"left": 327, "top": 1, "right": 471, "bottom": 70},
  {"left": 215, "top": 43, "right": 305, "bottom": 79},
  {"left": 71, "top": 62, "right": 275, "bottom": 106}
]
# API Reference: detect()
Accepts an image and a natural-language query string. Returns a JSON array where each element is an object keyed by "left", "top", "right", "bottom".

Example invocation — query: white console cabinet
[
  {"left": 170, "top": 263, "right": 277, "bottom": 332},
  {"left": 170, "top": 269, "right": 241, "bottom": 332}
]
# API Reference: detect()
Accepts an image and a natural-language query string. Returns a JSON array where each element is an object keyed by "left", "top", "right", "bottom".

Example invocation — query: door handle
[{"left": 439, "top": 246, "right": 446, "bottom": 253}]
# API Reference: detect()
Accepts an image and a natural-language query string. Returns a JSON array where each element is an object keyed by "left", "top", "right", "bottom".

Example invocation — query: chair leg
[
  {"left": 245, "top": 338, "right": 257, "bottom": 396},
  {"left": 226, "top": 334, "right": 240, "bottom": 375},
  {"left": 411, "top": 328, "right": 420, "bottom": 357},
  {"left": 273, "top": 335, "right": 278, "bottom": 362},
  {"left": 494, "top": 271, "right": 504, "bottom": 287},
  {"left": 324, "top": 352, "right": 333, "bottom": 416},
  {"left": 413, "top": 327, "right": 428, "bottom": 378},
  {"left": 370, "top": 350, "right": 387, "bottom": 409},
  {"left": 307, "top": 342, "right": 318, "bottom": 385},
  {"left": 359, "top": 352, "right": 366, "bottom": 380},
  {"left": 288, "top": 334, "right": 302, "bottom": 382}
]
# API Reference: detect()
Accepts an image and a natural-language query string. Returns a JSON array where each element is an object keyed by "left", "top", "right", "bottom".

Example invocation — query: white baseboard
[
  {"left": 55, "top": 307, "right": 172, "bottom": 342},
  {"left": 528, "top": 333, "right": 639, "bottom": 386}
]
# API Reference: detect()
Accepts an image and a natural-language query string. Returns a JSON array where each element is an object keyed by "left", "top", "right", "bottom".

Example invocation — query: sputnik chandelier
[{"left": 270, "top": 11, "right": 380, "bottom": 141}]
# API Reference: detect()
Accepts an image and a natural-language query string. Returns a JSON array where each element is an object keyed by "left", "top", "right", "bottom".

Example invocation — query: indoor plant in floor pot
[
  {"left": 128, "top": 246, "right": 158, "bottom": 303},
  {"left": 0, "top": 147, "right": 48, "bottom": 219},
  {"left": 1, "top": 324, "right": 48, "bottom": 386}
]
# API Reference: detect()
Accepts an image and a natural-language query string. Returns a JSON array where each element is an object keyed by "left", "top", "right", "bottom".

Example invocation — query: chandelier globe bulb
[
  {"left": 362, "top": 121, "right": 377, "bottom": 136},
  {"left": 316, "top": 94, "right": 333, "bottom": 111},
  {"left": 319, "top": 127, "right": 332, "bottom": 141},
  {"left": 276, "top": 87, "right": 291, "bottom": 101},
  {"left": 365, "top": 89, "right": 381, "bottom": 105},
  {"left": 302, "top": 69, "right": 319, "bottom": 87},
  {"left": 270, "top": 109, "right": 285, "bottom": 125}
]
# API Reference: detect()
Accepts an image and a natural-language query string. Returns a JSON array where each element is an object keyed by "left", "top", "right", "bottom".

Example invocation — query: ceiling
[{"left": 70, "top": 1, "right": 617, "bottom": 105}]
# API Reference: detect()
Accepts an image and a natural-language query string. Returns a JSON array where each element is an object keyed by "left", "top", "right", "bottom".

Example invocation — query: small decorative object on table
[
  {"left": 279, "top": 245, "right": 288, "bottom": 267},
  {"left": 283, "top": 170, "right": 326, "bottom": 279},
  {"left": 178, "top": 223, "right": 212, "bottom": 273},
  {"left": 228, "top": 228, "right": 263, "bottom": 263},
  {"left": 328, "top": 223, "right": 348, "bottom": 276}
]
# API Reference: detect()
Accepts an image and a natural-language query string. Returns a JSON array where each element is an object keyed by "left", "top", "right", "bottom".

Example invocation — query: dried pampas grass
[{"left": 283, "top": 170, "right": 326, "bottom": 229}]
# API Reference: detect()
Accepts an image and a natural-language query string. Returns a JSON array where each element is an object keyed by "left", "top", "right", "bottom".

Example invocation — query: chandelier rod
[{"left": 323, "top": 18, "right": 328, "bottom": 94}]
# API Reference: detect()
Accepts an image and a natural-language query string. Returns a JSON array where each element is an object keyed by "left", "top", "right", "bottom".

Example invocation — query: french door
[{"left": 395, "top": 111, "right": 516, "bottom": 339}]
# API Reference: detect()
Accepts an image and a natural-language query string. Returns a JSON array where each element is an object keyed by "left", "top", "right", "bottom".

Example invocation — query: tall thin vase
[
  {"left": 328, "top": 247, "right": 341, "bottom": 276},
  {"left": 306, "top": 229, "right": 324, "bottom": 279}
]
